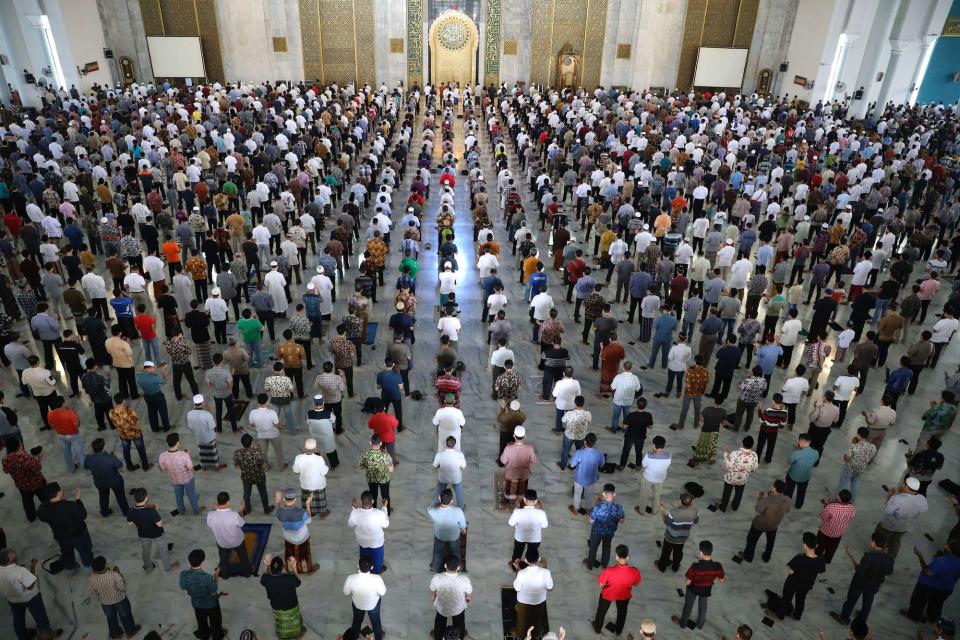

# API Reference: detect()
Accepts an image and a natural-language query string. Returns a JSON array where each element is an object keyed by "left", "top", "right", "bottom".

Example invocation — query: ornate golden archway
[{"left": 428, "top": 10, "right": 480, "bottom": 87}]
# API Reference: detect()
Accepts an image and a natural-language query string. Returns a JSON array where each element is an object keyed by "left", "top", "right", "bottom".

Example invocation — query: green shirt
[
  {"left": 922, "top": 403, "right": 956, "bottom": 432},
  {"left": 236, "top": 318, "right": 263, "bottom": 343},
  {"left": 179, "top": 569, "right": 219, "bottom": 609},
  {"left": 400, "top": 257, "right": 420, "bottom": 279},
  {"left": 221, "top": 181, "right": 238, "bottom": 196},
  {"left": 359, "top": 449, "right": 393, "bottom": 484}
]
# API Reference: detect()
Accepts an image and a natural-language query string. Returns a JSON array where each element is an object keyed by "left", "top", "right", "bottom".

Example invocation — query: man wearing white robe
[{"left": 264, "top": 261, "right": 289, "bottom": 316}]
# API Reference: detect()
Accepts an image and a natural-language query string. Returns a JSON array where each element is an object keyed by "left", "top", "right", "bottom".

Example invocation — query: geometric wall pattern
[
  {"left": 676, "top": 0, "right": 759, "bottom": 90},
  {"left": 138, "top": 0, "right": 225, "bottom": 82}
]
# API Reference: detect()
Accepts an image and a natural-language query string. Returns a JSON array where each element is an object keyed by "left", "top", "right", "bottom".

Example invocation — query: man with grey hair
[
  {"left": 293, "top": 438, "right": 330, "bottom": 519},
  {"left": 0, "top": 547, "right": 61, "bottom": 639}
]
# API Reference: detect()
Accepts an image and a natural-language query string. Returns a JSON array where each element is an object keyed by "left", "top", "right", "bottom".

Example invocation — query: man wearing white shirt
[
  {"left": 206, "top": 492, "right": 250, "bottom": 577},
  {"left": 637, "top": 436, "right": 671, "bottom": 514},
  {"left": 930, "top": 310, "right": 959, "bottom": 366},
  {"left": 508, "top": 490, "right": 549, "bottom": 566},
  {"left": 529, "top": 291, "right": 554, "bottom": 342},
  {"left": 143, "top": 251, "right": 166, "bottom": 299},
  {"left": 433, "top": 398, "right": 466, "bottom": 452},
  {"left": 490, "top": 339, "right": 515, "bottom": 393},
  {"left": 512, "top": 550, "right": 554, "bottom": 637},
  {"left": 477, "top": 247, "right": 499, "bottom": 278},
  {"left": 610, "top": 361, "right": 642, "bottom": 431},
  {"left": 342, "top": 556, "right": 387, "bottom": 639},
  {"left": 81, "top": 268, "right": 109, "bottom": 319},
  {"left": 347, "top": 491, "right": 390, "bottom": 574},
  {"left": 437, "top": 309, "right": 461, "bottom": 343},
  {"left": 849, "top": 255, "right": 873, "bottom": 302},
  {"left": 433, "top": 436, "right": 467, "bottom": 510},
  {"left": 778, "top": 308, "right": 803, "bottom": 369},
  {"left": 292, "top": 438, "right": 330, "bottom": 518},
  {"left": 780, "top": 365, "right": 810, "bottom": 429},
  {"left": 832, "top": 365, "right": 862, "bottom": 428},
  {"left": 658, "top": 335, "right": 692, "bottom": 398},
  {"left": 249, "top": 396, "right": 284, "bottom": 469},
  {"left": 551, "top": 367, "right": 581, "bottom": 433}
]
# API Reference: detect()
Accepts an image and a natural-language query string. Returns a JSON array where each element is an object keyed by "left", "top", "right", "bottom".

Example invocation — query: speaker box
[
  {"left": 103, "top": 48, "right": 114, "bottom": 59},
  {"left": 779, "top": 63, "right": 788, "bottom": 72}
]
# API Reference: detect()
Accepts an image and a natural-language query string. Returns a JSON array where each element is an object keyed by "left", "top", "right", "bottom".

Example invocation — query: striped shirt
[
  {"left": 685, "top": 560, "right": 725, "bottom": 595},
  {"left": 759, "top": 406, "right": 789, "bottom": 433},
  {"left": 818, "top": 502, "right": 856, "bottom": 538}
]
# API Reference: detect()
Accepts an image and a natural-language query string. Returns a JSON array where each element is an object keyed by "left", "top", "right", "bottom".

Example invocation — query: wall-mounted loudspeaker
[{"left": 779, "top": 63, "right": 788, "bottom": 72}]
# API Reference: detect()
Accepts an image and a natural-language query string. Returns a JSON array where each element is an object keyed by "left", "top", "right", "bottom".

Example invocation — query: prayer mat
[
  {"left": 501, "top": 586, "right": 519, "bottom": 639},
  {"left": 231, "top": 400, "right": 250, "bottom": 420},
  {"left": 494, "top": 471, "right": 510, "bottom": 512},
  {"left": 227, "top": 522, "right": 272, "bottom": 575}
]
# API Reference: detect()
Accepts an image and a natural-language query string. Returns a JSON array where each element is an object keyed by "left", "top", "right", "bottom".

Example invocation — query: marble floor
[{"left": 1, "top": 110, "right": 958, "bottom": 640}]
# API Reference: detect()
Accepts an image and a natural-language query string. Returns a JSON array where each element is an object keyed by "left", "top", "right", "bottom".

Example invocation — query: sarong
[
  {"left": 272, "top": 606, "right": 303, "bottom": 639},
  {"left": 692, "top": 431, "right": 718, "bottom": 462},
  {"left": 301, "top": 488, "right": 327, "bottom": 514},
  {"left": 284, "top": 540, "right": 318, "bottom": 575},
  {"left": 198, "top": 440, "right": 220, "bottom": 468},
  {"left": 197, "top": 341, "right": 213, "bottom": 369},
  {"left": 639, "top": 317, "right": 653, "bottom": 343}
]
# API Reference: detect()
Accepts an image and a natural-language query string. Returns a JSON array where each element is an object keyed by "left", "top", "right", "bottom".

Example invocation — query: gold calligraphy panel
[{"left": 528, "top": 0, "right": 608, "bottom": 89}]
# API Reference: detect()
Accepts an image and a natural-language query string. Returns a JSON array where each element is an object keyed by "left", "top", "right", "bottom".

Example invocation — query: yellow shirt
[
  {"left": 522, "top": 256, "right": 539, "bottom": 282},
  {"left": 600, "top": 230, "right": 617, "bottom": 253}
]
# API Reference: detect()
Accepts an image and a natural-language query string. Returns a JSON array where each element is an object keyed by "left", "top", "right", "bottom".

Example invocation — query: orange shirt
[
  {"left": 161, "top": 241, "right": 181, "bottom": 264},
  {"left": 522, "top": 256, "right": 539, "bottom": 282}
]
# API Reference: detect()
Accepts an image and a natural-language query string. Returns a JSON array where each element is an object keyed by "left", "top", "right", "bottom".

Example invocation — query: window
[{"left": 429, "top": 0, "right": 481, "bottom": 24}]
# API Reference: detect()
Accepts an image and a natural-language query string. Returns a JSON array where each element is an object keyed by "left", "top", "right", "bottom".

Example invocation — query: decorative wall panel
[
  {"left": 137, "top": 0, "right": 224, "bottom": 82},
  {"left": 273, "top": 37, "right": 289, "bottom": 52},
  {"left": 676, "top": 0, "right": 759, "bottom": 90},
  {"left": 407, "top": 0, "right": 424, "bottom": 86},
  {"left": 483, "top": 0, "right": 502, "bottom": 86},
  {"left": 298, "top": 1, "right": 377, "bottom": 86},
  {"left": 528, "top": 0, "right": 608, "bottom": 88},
  {"left": 503, "top": 39, "right": 518, "bottom": 55},
  {"left": 616, "top": 43, "right": 631, "bottom": 59},
  {"left": 390, "top": 38, "right": 405, "bottom": 53}
]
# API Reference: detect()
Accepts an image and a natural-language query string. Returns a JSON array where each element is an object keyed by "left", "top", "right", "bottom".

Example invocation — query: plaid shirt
[
  {"left": 314, "top": 372, "right": 346, "bottom": 403},
  {"left": 818, "top": 501, "right": 856, "bottom": 538},
  {"left": 109, "top": 405, "right": 142, "bottom": 440},
  {"left": 88, "top": 570, "right": 127, "bottom": 606}
]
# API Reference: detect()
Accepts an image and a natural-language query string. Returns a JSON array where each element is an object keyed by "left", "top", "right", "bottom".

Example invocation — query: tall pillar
[
  {"left": 872, "top": 39, "right": 906, "bottom": 118},
  {"left": 907, "top": 35, "right": 937, "bottom": 105}
]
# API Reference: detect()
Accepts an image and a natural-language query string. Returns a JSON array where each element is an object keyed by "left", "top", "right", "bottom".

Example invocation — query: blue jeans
[
  {"left": 555, "top": 407, "right": 566, "bottom": 432},
  {"left": 432, "top": 537, "right": 462, "bottom": 572},
  {"left": 144, "top": 393, "right": 170, "bottom": 431},
  {"left": 245, "top": 341, "right": 263, "bottom": 367},
  {"left": 872, "top": 298, "right": 891, "bottom": 327},
  {"left": 436, "top": 480, "right": 465, "bottom": 511},
  {"left": 275, "top": 402, "right": 297, "bottom": 434},
  {"left": 101, "top": 597, "right": 136, "bottom": 638},
  {"left": 721, "top": 318, "right": 736, "bottom": 339},
  {"left": 611, "top": 403, "right": 630, "bottom": 430},
  {"left": 648, "top": 337, "right": 671, "bottom": 369},
  {"left": 665, "top": 370, "right": 685, "bottom": 395},
  {"left": 359, "top": 545, "right": 385, "bottom": 573},
  {"left": 141, "top": 337, "right": 160, "bottom": 363},
  {"left": 121, "top": 437, "right": 148, "bottom": 469},
  {"left": 560, "top": 435, "right": 583, "bottom": 468},
  {"left": 174, "top": 478, "right": 200, "bottom": 514},
  {"left": 682, "top": 318, "right": 696, "bottom": 340},
  {"left": 837, "top": 468, "right": 862, "bottom": 502},
  {"left": 10, "top": 593, "right": 51, "bottom": 640},
  {"left": 59, "top": 433, "right": 85, "bottom": 471}
]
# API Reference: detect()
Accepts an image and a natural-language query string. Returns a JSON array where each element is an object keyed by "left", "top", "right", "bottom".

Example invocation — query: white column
[
  {"left": 907, "top": 35, "right": 937, "bottom": 105},
  {"left": 872, "top": 39, "right": 906, "bottom": 118}
]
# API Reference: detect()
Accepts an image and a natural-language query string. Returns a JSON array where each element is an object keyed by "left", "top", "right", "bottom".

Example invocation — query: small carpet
[
  {"left": 227, "top": 522, "right": 272, "bottom": 575},
  {"left": 500, "top": 586, "right": 519, "bottom": 639},
  {"left": 231, "top": 399, "right": 250, "bottom": 420},
  {"left": 494, "top": 471, "right": 510, "bottom": 512}
]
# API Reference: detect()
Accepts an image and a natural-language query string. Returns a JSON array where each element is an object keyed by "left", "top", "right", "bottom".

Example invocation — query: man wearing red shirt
[
  {"left": 367, "top": 402, "right": 399, "bottom": 464},
  {"left": 133, "top": 304, "right": 159, "bottom": 363},
  {"left": 566, "top": 252, "right": 587, "bottom": 303},
  {"left": 47, "top": 397, "right": 84, "bottom": 472},
  {"left": 593, "top": 544, "right": 642, "bottom": 634}
]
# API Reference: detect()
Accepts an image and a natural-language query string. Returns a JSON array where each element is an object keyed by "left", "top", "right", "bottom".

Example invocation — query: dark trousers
[
  {"left": 285, "top": 367, "right": 304, "bottom": 397},
  {"left": 58, "top": 530, "right": 94, "bottom": 570},
  {"left": 217, "top": 542, "right": 251, "bottom": 578},
  {"left": 96, "top": 480, "right": 129, "bottom": 516},
  {"left": 101, "top": 597, "right": 136, "bottom": 638},
  {"left": 680, "top": 589, "right": 710, "bottom": 629},
  {"left": 214, "top": 396, "right": 238, "bottom": 430},
  {"left": 18, "top": 488, "right": 39, "bottom": 521},
  {"left": 232, "top": 373, "right": 253, "bottom": 399},
  {"left": 770, "top": 576, "right": 809, "bottom": 620},
  {"left": 587, "top": 533, "right": 612, "bottom": 568},
  {"left": 657, "top": 539, "right": 685, "bottom": 571},
  {"left": 40, "top": 338, "right": 60, "bottom": 371},
  {"left": 256, "top": 310, "right": 276, "bottom": 341},
  {"left": 433, "top": 611, "right": 465, "bottom": 640},
  {"left": 756, "top": 429, "right": 779, "bottom": 463},
  {"left": 512, "top": 540, "right": 540, "bottom": 562},
  {"left": 783, "top": 475, "right": 809, "bottom": 508},
  {"left": 193, "top": 604, "right": 226, "bottom": 640},
  {"left": 709, "top": 373, "right": 732, "bottom": 401},
  {"left": 619, "top": 434, "right": 644, "bottom": 467},
  {"left": 840, "top": 580, "right": 877, "bottom": 623},
  {"left": 742, "top": 526, "right": 777, "bottom": 561},
  {"left": 593, "top": 597, "right": 628, "bottom": 634},
  {"left": 343, "top": 366, "right": 355, "bottom": 397},
  {"left": 34, "top": 393, "right": 59, "bottom": 429},
  {"left": 719, "top": 482, "right": 745, "bottom": 511},
  {"left": 296, "top": 339, "right": 314, "bottom": 370},
  {"left": 907, "top": 582, "right": 950, "bottom": 622},
  {"left": 514, "top": 601, "right": 548, "bottom": 639},
  {"left": 351, "top": 601, "right": 384, "bottom": 640},
  {"left": 213, "top": 320, "right": 227, "bottom": 344},
  {"left": 93, "top": 401, "right": 114, "bottom": 430},
  {"left": 172, "top": 363, "right": 200, "bottom": 399},
  {"left": 116, "top": 367, "right": 139, "bottom": 399},
  {"left": 10, "top": 593, "right": 51, "bottom": 640},
  {"left": 367, "top": 481, "right": 390, "bottom": 507},
  {"left": 734, "top": 399, "right": 757, "bottom": 430},
  {"left": 383, "top": 397, "right": 403, "bottom": 428},
  {"left": 144, "top": 393, "right": 171, "bottom": 431},
  {"left": 121, "top": 437, "right": 148, "bottom": 470},
  {"left": 242, "top": 479, "right": 269, "bottom": 513}
]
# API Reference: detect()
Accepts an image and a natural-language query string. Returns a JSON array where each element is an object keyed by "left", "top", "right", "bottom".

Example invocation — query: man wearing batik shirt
[
  {"left": 365, "top": 231, "right": 387, "bottom": 285},
  {"left": 733, "top": 366, "right": 768, "bottom": 431},
  {"left": 233, "top": 434, "right": 272, "bottom": 516},
  {"left": 163, "top": 330, "right": 200, "bottom": 401},
  {"left": 2, "top": 439, "right": 46, "bottom": 521},
  {"left": 81, "top": 359, "right": 114, "bottom": 431},
  {"left": 328, "top": 325, "right": 357, "bottom": 397},
  {"left": 109, "top": 394, "right": 151, "bottom": 471},
  {"left": 587, "top": 483, "right": 626, "bottom": 570},
  {"left": 494, "top": 360, "right": 522, "bottom": 407},
  {"left": 719, "top": 436, "right": 759, "bottom": 512},
  {"left": 559, "top": 395, "right": 591, "bottom": 469}
]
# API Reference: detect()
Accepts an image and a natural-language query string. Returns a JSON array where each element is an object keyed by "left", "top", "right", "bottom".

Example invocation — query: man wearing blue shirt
[
  {"left": 784, "top": 433, "right": 820, "bottom": 508},
  {"left": 644, "top": 307, "right": 678, "bottom": 370},
  {"left": 29, "top": 303, "right": 61, "bottom": 370},
  {"left": 708, "top": 335, "right": 741, "bottom": 402},
  {"left": 756, "top": 336, "right": 783, "bottom": 397},
  {"left": 883, "top": 356, "right": 914, "bottom": 409},
  {"left": 569, "top": 433, "right": 605, "bottom": 515},
  {"left": 427, "top": 488, "right": 467, "bottom": 572},
  {"left": 376, "top": 359, "right": 405, "bottom": 432},
  {"left": 627, "top": 270, "right": 652, "bottom": 323},
  {"left": 109, "top": 289, "right": 138, "bottom": 339},
  {"left": 587, "top": 483, "right": 625, "bottom": 569},
  {"left": 528, "top": 265, "right": 547, "bottom": 301}
]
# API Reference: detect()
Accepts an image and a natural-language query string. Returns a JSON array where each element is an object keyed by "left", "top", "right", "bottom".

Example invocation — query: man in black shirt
[
  {"left": 57, "top": 330, "right": 86, "bottom": 397},
  {"left": 36, "top": 482, "right": 94, "bottom": 571},
  {"left": 831, "top": 531, "right": 894, "bottom": 625},
  {"left": 541, "top": 337, "right": 569, "bottom": 401},
  {"left": 707, "top": 335, "right": 740, "bottom": 402},
  {"left": 618, "top": 397, "right": 652, "bottom": 470},
  {"left": 259, "top": 555, "right": 302, "bottom": 637},
  {"left": 592, "top": 304, "right": 617, "bottom": 369},
  {"left": 765, "top": 532, "right": 826, "bottom": 620},
  {"left": 907, "top": 436, "right": 945, "bottom": 496}
]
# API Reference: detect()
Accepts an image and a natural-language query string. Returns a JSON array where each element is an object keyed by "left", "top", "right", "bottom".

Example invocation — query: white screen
[
  {"left": 147, "top": 36, "right": 206, "bottom": 78},
  {"left": 692, "top": 47, "right": 749, "bottom": 88}
]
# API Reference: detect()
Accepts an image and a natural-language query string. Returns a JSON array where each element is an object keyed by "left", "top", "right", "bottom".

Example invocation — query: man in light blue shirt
[
  {"left": 784, "top": 433, "right": 820, "bottom": 509},
  {"left": 427, "top": 489, "right": 467, "bottom": 572},
  {"left": 645, "top": 307, "right": 678, "bottom": 370},
  {"left": 30, "top": 303, "right": 62, "bottom": 370},
  {"left": 756, "top": 336, "right": 783, "bottom": 396},
  {"left": 569, "top": 433, "right": 605, "bottom": 514}
]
